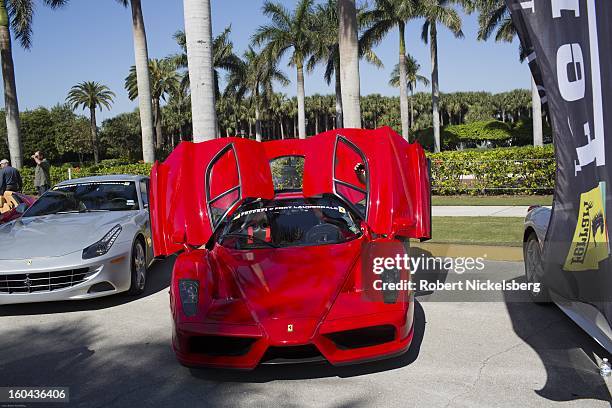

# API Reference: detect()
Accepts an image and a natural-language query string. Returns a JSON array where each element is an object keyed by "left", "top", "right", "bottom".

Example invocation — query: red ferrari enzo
[{"left": 150, "top": 127, "right": 431, "bottom": 369}]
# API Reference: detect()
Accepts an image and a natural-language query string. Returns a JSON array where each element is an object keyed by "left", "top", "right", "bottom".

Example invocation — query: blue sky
[{"left": 2, "top": 0, "right": 528, "bottom": 123}]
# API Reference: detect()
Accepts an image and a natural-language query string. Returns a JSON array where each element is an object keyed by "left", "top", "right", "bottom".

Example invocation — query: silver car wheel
[
  {"left": 134, "top": 241, "right": 146, "bottom": 291},
  {"left": 524, "top": 234, "right": 549, "bottom": 303}
]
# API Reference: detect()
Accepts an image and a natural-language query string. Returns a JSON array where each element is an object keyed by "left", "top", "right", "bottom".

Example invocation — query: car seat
[
  {"left": 4, "top": 192, "right": 19, "bottom": 210},
  {"left": 0, "top": 195, "right": 7, "bottom": 214}
]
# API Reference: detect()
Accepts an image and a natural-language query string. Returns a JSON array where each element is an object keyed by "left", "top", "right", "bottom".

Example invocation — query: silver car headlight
[{"left": 82, "top": 225, "right": 123, "bottom": 259}]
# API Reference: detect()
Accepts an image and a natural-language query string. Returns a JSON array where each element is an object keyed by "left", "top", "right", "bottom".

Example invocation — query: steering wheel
[{"left": 305, "top": 224, "right": 341, "bottom": 244}]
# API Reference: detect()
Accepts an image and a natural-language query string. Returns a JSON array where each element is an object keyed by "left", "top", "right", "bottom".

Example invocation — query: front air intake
[{"left": 188, "top": 336, "right": 256, "bottom": 357}]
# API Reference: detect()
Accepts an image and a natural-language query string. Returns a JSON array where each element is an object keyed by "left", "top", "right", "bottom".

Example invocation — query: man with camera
[{"left": 32, "top": 151, "right": 51, "bottom": 196}]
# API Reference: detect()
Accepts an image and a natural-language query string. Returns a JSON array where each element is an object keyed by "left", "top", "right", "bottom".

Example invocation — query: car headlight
[
  {"left": 179, "top": 279, "right": 199, "bottom": 317},
  {"left": 82, "top": 225, "right": 122, "bottom": 259}
]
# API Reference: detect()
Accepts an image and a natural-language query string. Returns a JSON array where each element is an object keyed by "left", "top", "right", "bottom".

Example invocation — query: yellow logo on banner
[{"left": 564, "top": 182, "right": 610, "bottom": 271}]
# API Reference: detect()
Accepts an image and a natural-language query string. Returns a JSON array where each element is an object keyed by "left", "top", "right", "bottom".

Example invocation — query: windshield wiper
[{"left": 221, "top": 233, "right": 278, "bottom": 248}]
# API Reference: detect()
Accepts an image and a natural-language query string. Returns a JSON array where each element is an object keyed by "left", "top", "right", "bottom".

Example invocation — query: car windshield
[
  {"left": 218, "top": 196, "right": 361, "bottom": 249},
  {"left": 23, "top": 181, "right": 140, "bottom": 217}
]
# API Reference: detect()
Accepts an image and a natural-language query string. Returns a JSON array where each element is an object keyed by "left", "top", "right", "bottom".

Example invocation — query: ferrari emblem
[
  {"left": 287, "top": 324, "right": 294, "bottom": 332},
  {"left": 26, "top": 259, "right": 32, "bottom": 266}
]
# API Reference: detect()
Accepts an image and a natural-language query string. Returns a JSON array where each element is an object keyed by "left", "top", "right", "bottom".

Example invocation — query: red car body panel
[
  {"left": 151, "top": 127, "right": 430, "bottom": 369},
  {"left": 150, "top": 138, "right": 275, "bottom": 255},
  {"left": 263, "top": 127, "right": 431, "bottom": 240},
  {"left": 0, "top": 193, "right": 36, "bottom": 225}
]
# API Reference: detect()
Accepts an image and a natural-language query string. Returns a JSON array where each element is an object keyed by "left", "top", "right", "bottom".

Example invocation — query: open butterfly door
[
  {"left": 303, "top": 127, "right": 431, "bottom": 240},
  {"left": 150, "top": 138, "right": 275, "bottom": 256}
]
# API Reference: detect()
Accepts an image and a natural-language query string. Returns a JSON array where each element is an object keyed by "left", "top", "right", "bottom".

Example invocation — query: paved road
[
  {"left": 432, "top": 206, "right": 552, "bottom": 217},
  {"left": 0, "top": 257, "right": 610, "bottom": 408}
]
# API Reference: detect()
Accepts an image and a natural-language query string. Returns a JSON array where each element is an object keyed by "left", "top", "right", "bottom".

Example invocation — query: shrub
[
  {"left": 19, "top": 163, "right": 153, "bottom": 194},
  {"left": 428, "top": 145, "right": 555, "bottom": 195},
  {"left": 511, "top": 120, "right": 553, "bottom": 146},
  {"left": 17, "top": 145, "right": 556, "bottom": 197},
  {"left": 414, "top": 120, "right": 516, "bottom": 150}
]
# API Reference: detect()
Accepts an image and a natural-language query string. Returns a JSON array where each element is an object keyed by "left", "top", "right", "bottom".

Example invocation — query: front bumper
[
  {"left": 172, "top": 301, "right": 415, "bottom": 370},
  {"left": 0, "top": 241, "right": 133, "bottom": 305}
]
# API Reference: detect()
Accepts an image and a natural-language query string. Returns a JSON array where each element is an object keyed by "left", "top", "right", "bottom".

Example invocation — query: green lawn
[
  {"left": 429, "top": 216, "right": 525, "bottom": 247},
  {"left": 432, "top": 195, "right": 553, "bottom": 206}
]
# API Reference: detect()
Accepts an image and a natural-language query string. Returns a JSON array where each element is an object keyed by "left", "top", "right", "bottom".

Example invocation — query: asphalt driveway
[{"left": 0, "top": 257, "right": 610, "bottom": 408}]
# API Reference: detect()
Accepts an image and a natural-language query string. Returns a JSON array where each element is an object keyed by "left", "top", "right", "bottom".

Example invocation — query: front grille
[
  {"left": 260, "top": 345, "right": 325, "bottom": 365},
  {"left": 325, "top": 325, "right": 396, "bottom": 350},
  {"left": 0, "top": 268, "right": 90, "bottom": 294}
]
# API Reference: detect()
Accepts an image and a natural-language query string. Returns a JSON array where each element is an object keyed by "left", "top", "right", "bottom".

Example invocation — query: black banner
[{"left": 506, "top": 0, "right": 612, "bottom": 324}]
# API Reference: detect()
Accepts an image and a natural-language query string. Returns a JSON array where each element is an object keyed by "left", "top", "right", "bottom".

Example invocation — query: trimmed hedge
[
  {"left": 17, "top": 145, "right": 556, "bottom": 197},
  {"left": 428, "top": 145, "right": 555, "bottom": 195},
  {"left": 20, "top": 163, "right": 153, "bottom": 194}
]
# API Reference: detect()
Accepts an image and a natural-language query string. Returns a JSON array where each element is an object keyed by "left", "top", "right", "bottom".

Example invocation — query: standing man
[
  {"left": 32, "top": 151, "right": 51, "bottom": 196},
  {"left": 0, "top": 159, "right": 23, "bottom": 195}
]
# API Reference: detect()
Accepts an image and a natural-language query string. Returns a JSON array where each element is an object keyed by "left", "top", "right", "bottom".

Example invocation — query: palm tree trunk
[
  {"left": 398, "top": 23, "right": 410, "bottom": 141},
  {"left": 409, "top": 89, "right": 414, "bottom": 132},
  {"left": 129, "top": 0, "right": 155, "bottom": 163},
  {"left": 337, "top": 0, "right": 361, "bottom": 128},
  {"left": 296, "top": 62, "right": 307, "bottom": 139},
  {"left": 0, "top": 1, "right": 22, "bottom": 169},
  {"left": 183, "top": 0, "right": 217, "bottom": 141},
  {"left": 255, "top": 105, "right": 262, "bottom": 142},
  {"left": 334, "top": 60, "right": 343, "bottom": 128},
  {"left": 89, "top": 107, "right": 99, "bottom": 164},
  {"left": 532, "top": 75, "right": 543, "bottom": 146},
  {"left": 152, "top": 98, "right": 163, "bottom": 149},
  {"left": 430, "top": 22, "right": 441, "bottom": 153}
]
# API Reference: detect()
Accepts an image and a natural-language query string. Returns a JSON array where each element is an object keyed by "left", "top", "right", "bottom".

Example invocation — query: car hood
[
  {"left": 213, "top": 238, "right": 363, "bottom": 322},
  {"left": 0, "top": 212, "right": 136, "bottom": 260}
]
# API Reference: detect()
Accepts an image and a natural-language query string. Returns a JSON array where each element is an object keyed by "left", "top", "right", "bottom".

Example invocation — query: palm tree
[
  {"left": 389, "top": 54, "right": 430, "bottom": 133},
  {"left": 361, "top": 0, "right": 420, "bottom": 140},
  {"left": 308, "top": 0, "right": 382, "bottom": 129},
  {"left": 182, "top": 0, "right": 217, "bottom": 141},
  {"left": 420, "top": 0, "right": 464, "bottom": 152},
  {"left": 337, "top": 0, "right": 361, "bottom": 128},
  {"left": 474, "top": 0, "right": 543, "bottom": 146},
  {"left": 163, "top": 77, "right": 191, "bottom": 145},
  {"left": 126, "top": 58, "right": 180, "bottom": 149},
  {"left": 66, "top": 82, "right": 115, "bottom": 164},
  {"left": 0, "top": 0, "right": 71, "bottom": 169},
  {"left": 115, "top": 0, "right": 155, "bottom": 163},
  {"left": 173, "top": 26, "right": 243, "bottom": 99},
  {"left": 226, "top": 47, "right": 289, "bottom": 142},
  {"left": 253, "top": 0, "right": 315, "bottom": 139}
]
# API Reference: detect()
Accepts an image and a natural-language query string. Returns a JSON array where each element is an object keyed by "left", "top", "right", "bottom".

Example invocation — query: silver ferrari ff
[
  {"left": 524, "top": 206, "right": 612, "bottom": 353},
  {"left": 0, "top": 175, "right": 154, "bottom": 305}
]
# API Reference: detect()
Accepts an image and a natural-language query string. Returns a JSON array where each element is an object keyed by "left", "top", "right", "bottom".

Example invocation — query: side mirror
[
  {"left": 15, "top": 203, "right": 28, "bottom": 214},
  {"left": 360, "top": 220, "right": 371, "bottom": 239}
]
